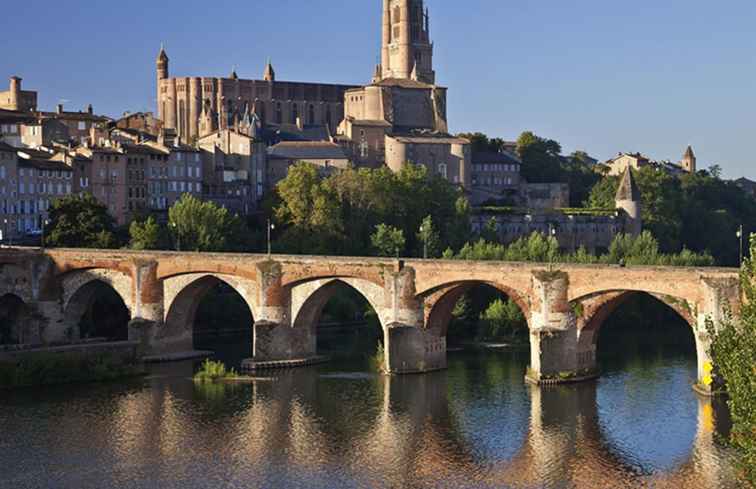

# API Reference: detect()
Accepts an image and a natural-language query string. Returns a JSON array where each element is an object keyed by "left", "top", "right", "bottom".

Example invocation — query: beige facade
[
  {"left": 385, "top": 134, "right": 470, "bottom": 186},
  {"left": 198, "top": 129, "right": 265, "bottom": 213},
  {"left": 267, "top": 141, "right": 350, "bottom": 190},
  {"left": 605, "top": 153, "right": 651, "bottom": 176},
  {"left": 0, "top": 77, "right": 37, "bottom": 112}
]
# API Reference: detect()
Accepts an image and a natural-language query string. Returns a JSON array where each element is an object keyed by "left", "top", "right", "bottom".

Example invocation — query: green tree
[
  {"left": 417, "top": 215, "right": 440, "bottom": 258},
  {"left": 709, "top": 234, "right": 756, "bottom": 486},
  {"left": 516, "top": 131, "right": 563, "bottom": 183},
  {"left": 46, "top": 193, "right": 117, "bottom": 248},
  {"left": 129, "top": 216, "right": 166, "bottom": 250},
  {"left": 478, "top": 299, "right": 527, "bottom": 341},
  {"left": 168, "top": 194, "right": 244, "bottom": 252},
  {"left": 371, "top": 224, "right": 405, "bottom": 257}
]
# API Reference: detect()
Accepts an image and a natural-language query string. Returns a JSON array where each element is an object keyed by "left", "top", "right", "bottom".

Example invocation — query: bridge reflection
[{"left": 91, "top": 365, "right": 736, "bottom": 488}]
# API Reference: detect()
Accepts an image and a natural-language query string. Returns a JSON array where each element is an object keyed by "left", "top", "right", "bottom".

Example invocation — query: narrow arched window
[{"left": 308, "top": 104, "right": 315, "bottom": 125}]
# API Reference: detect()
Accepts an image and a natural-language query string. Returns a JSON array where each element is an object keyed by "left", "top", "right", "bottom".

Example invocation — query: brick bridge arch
[
  {"left": 420, "top": 280, "right": 532, "bottom": 337},
  {"left": 157, "top": 273, "right": 258, "bottom": 355},
  {"left": 571, "top": 289, "right": 701, "bottom": 372},
  {"left": 61, "top": 269, "right": 134, "bottom": 340}
]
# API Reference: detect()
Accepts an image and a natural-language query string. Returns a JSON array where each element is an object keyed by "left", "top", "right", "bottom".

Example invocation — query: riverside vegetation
[
  {"left": 0, "top": 352, "right": 143, "bottom": 389},
  {"left": 709, "top": 234, "right": 756, "bottom": 487}
]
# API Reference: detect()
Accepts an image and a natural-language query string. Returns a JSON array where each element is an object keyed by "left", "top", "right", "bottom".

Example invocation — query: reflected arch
[{"left": 162, "top": 274, "right": 257, "bottom": 354}]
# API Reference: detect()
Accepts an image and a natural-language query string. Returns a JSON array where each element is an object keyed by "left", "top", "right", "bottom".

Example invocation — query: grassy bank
[{"left": 0, "top": 352, "right": 144, "bottom": 389}]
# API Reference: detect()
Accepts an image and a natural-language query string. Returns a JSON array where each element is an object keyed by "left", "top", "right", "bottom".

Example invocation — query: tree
[
  {"left": 371, "top": 224, "right": 405, "bottom": 257},
  {"left": 516, "top": 131, "right": 563, "bottom": 184},
  {"left": 129, "top": 216, "right": 166, "bottom": 250},
  {"left": 168, "top": 194, "right": 244, "bottom": 252},
  {"left": 709, "top": 234, "right": 756, "bottom": 486},
  {"left": 46, "top": 193, "right": 117, "bottom": 248},
  {"left": 478, "top": 299, "right": 527, "bottom": 341}
]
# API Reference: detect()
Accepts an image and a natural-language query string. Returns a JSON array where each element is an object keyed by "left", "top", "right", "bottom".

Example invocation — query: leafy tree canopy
[
  {"left": 168, "top": 194, "right": 246, "bottom": 252},
  {"left": 46, "top": 193, "right": 117, "bottom": 248}
]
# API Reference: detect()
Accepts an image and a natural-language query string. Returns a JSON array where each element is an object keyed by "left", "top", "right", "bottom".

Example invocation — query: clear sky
[{"left": 2, "top": 0, "right": 754, "bottom": 179}]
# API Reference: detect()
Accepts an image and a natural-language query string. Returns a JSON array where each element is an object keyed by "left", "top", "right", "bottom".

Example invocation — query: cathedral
[{"left": 156, "top": 0, "right": 471, "bottom": 187}]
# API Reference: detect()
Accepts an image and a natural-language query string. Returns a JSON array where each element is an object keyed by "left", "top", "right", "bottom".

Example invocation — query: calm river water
[{"left": 0, "top": 334, "right": 739, "bottom": 489}]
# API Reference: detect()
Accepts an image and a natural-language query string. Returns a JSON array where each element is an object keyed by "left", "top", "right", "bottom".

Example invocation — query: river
[{"left": 0, "top": 330, "right": 739, "bottom": 489}]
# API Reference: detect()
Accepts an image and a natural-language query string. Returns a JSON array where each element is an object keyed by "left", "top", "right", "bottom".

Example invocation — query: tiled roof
[
  {"left": 388, "top": 133, "right": 469, "bottom": 145},
  {"left": 372, "top": 78, "right": 441, "bottom": 90},
  {"left": 472, "top": 151, "right": 521, "bottom": 165},
  {"left": 18, "top": 159, "right": 72, "bottom": 171},
  {"left": 268, "top": 141, "right": 348, "bottom": 160}
]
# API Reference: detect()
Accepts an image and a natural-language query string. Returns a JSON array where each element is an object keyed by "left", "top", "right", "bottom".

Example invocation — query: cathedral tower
[
  {"left": 381, "top": 0, "right": 435, "bottom": 84},
  {"left": 156, "top": 46, "right": 169, "bottom": 83}
]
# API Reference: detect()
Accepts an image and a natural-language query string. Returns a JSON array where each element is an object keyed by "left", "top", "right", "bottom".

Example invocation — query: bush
[{"left": 193, "top": 359, "right": 237, "bottom": 383}]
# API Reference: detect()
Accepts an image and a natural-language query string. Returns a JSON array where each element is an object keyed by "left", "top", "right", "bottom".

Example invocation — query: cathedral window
[
  {"left": 291, "top": 104, "right": 298, "bottom": 123},
  {"left": 276, "top": 103, "right": 282, "bottom": 124},
  {"left": 308, "top": 104, "right": 315, "bottom": 125}
]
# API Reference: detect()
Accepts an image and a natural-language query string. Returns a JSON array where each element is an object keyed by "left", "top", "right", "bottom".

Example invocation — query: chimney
[
  {"left": 56, "top": 104, "right": 64, "bottom": 114},
  {"left": 87, "top": 104, "right": 93, "bottom": 115}
]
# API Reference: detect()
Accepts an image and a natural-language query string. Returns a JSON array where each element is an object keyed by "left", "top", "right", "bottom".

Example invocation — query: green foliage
[
  {"left": 193, "top": 359, "right": 237, "bottom": 383},
  {"left": 709, "top": 234, "right": 756, "bottom": 486},
  {"left": 0, "top": 352, "right": 142, "bottom": 388},
  {"left": 589, "top": 166, "right": 756, "bottom": 265},
  {"left": 168, "top": 194, "right": 246, "bottom": 252},
  {"left": 371, "top": 224, "right": 405, "bottom": 257},
  {"left": 46, "top": 193, "right": 118, "bottom": 248},
  {"left": 450, "top": 231, "right": 713, "bottom": 266},
  {"left": 274, "top": 163, "right": 467, "bottom": 257},
  {"left": 456, "top": 132, "right": 510, "bottom": 154},
  {"left": 478, "top": 299, "right": 527, "bottom": 341},
  {"left": 129, "top": 216, "right": 167, "bottom": 250},
  {"left": 417, "top": 215, "right": 441, "bottom": 258}
]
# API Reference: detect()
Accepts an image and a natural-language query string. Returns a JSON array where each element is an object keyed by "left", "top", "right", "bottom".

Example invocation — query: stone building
[
  {"left": 197, "top": 129, "right": 265, "bottom": 214},
  {"left": 472, "top": 168, "right": 642, "bottom": 253},
  {"left": 605, "top": 146, "right": 698, "bottom": 176},
  {"left": 156, "top": 47, "right": 356, "bottom": 143},
  {"left": 470, "top": 151, "right": 522, "bottom": 204},
  {"left": 0, "top": 77, "right": 37, "bottom": 112},
  {"left": 337, "top": 0, "right": 471, "bottom": 187},
  {"left": 267, "top": 141, "right": 350, "bottom": 190}
]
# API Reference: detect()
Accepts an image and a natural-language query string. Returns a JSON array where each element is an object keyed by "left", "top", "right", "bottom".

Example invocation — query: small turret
[
  {"left": 682, "top": 145, "right": 696, "bottom": 173},
  {"left": 263, "top": 59, "right": 275, "bottom": 82},
  {"left": 230, "top": 66, "right": 239, "bottom": 80},
  {"left": 615, "top": 167, "right": 642, "bottom": 237},
  {"left": 371, "top": 64, "right": 382, "bottom": 84}
]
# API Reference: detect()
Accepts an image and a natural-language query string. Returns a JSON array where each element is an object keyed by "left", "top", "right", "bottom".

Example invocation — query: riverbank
[{"left": 0, "top": 351, "right": 145, "bottom": 389}]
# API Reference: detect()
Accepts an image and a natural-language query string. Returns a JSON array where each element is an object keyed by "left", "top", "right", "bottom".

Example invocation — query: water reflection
[{"left": 0, "top": 352, "right": 738, "bottom": 489}]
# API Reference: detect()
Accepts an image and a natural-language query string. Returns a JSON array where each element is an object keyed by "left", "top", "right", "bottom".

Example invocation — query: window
[
  {"left": 308, "top": 104, "right": 315, "bottom": 125},
  {"left": 275, "top": 102, "right": 282, "bottom": 124},
  {"left": 438, "top": 164, "right": 448, "bottom": 179},
  {"left": 291, "top": 103, "right": 298, "bottom": 123}
]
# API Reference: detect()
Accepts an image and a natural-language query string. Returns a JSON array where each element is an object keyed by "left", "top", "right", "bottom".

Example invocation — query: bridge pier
[{"left": 526, "top": 271, "right": 596, "bottom": 384}]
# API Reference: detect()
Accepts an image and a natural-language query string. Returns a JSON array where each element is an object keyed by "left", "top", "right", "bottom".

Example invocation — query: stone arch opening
[
  {"left": 291, "top": 279, "right": 385, "bottom": 363},
  {"left": 576, "top": 291, "right": 697, "bottom": 375},
  {"left": 64, "top": 280, "right": 131, "bottom": 342},
  {"left": 163, "top": 275, "right": 255, "bottom": 357},
  {"left": 424, "top": 281, "right": 530, "bottom": 347},
  {"left": 0, "top": 293, "right": 30, "bottom": 345}
]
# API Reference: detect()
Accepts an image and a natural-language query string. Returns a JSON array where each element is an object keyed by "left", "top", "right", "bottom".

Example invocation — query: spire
[
  {"left": 263, "top": 58, "right": 275, "bottom": 82},
  {"left": 684, "top": 145, "right": 695, "bottom": 160},
  {"left": 157, "top": 43, "right": 168, "bottom": 62},
  {"left": 230, "top": 65, "right": 238, "bottom": 80},
  {"left": 372, "top": 63, "right": 382, "bottom": 84},
  {"left": 615, "top": 167, "right": 640, "bottom": 202}
]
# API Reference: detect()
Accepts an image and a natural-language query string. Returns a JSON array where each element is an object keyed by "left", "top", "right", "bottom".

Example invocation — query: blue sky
[{"left": 2, "top": 0, "right": 754, "bottom": 179}]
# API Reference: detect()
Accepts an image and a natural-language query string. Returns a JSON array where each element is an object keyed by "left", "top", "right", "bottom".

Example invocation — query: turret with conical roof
[
  {"left": 615, "top": 167, "right": 642, "bottom": 237},
  {"left": 682, "top": 145, "right": 696, "bottom": 173}
]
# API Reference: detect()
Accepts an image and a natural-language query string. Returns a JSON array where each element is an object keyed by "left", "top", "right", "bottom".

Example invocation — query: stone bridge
[{"left": 0, "top": 248, "right": 741, "bottom": 387}]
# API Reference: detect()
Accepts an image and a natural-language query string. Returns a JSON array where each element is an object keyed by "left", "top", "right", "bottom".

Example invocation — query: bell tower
[{"left": 381, "top": 0, "right": 435, "bottom": 84}]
